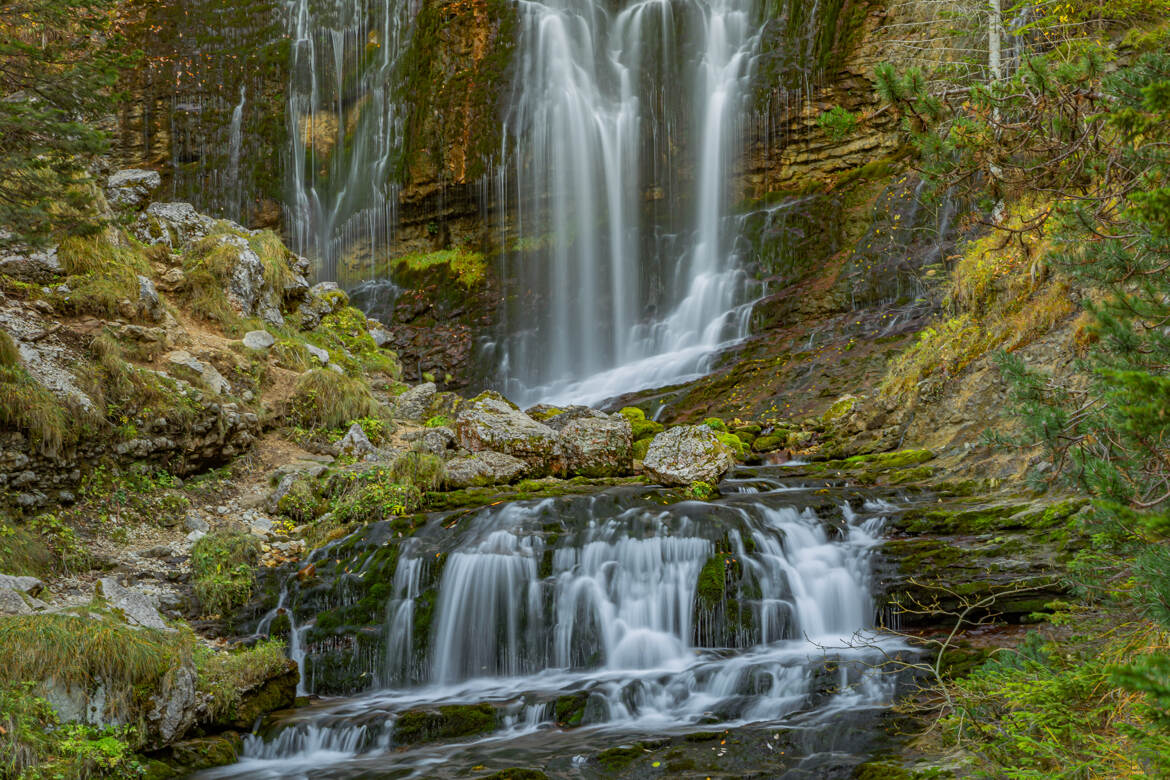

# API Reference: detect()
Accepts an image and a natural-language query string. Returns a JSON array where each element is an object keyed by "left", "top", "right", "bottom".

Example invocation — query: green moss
[
  {"left": 632, "top": 438, "right": 652, "bottom": 461},
  {"left": 309, "top": 305, "right": 401, "bottom": 377},
  {"left": 716, "top": 432, "right": 748, "bottom": 460},
  {"left": 393, "top": 703, "right": 496, "bottom": 744},
  {"left": 390, "top": 248, "right": 486, "bottom": 288},
  {"left": 751, "top": 433, "right": 784, "bottom": 452},
  {"left": 554, "top": 692, "right": 588, "bottom": 726},
  {"left": 696, "top": 556, "right": 728, "bottom": 610},
  {"left": 703, "top": 417, "right": 728, "bottom": 432},
  {"left": 527, "top": 406, "right": 564, "bottom": 422},
  {"left": 191, "top": 532, "right": 262, "bottom": 617},
  {"left": 686, "top": 481, "right": 715, "bottom": 500},
  {"left": 821, "top": 395, "right": 860, "bottom": 424},
  {"left": 195, "top": 638, "right": 294, "bottom": 727},
  {"left": 425, "top": 415, "right": 453, "bottom": 428},
  {"left": 631, "top": 418, "right": 664, "bottom": 439},
  {"left": 597, "top": 743, "right": 649, "bottom": 772},
  {"left": 619, "top": 406, "right": 646, "bottom": 421},
  {"left": 481, "top": 770, "right": 549, "bottom": 780}
]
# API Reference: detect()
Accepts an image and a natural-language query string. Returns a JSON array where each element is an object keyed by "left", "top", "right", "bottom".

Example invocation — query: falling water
[
  {"left": 283, "top": 0, "right": 419, "bottom": 282},
  {"left": 492, "top": 0, "right": 762, "bottom": 406},
  {"left": 225, "top": 86, "right": 247, "bottom": 221},
  {"left": 206, "top": 469, "right": 916, "bottom": 778}
]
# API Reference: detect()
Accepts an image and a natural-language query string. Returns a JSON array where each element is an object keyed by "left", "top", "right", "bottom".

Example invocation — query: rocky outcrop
[
  {"left": 642, "top": 425, "right": 736, "bottom": 487},
  {"left": 394, "top": 382, "right": 437, "bottom": 422},
  {"left": 0, "top": 244, "right": 62, "bottom": 283},
  {"left": 133, "top": 202, "right": 218, "bottom": 249},
  {"left": 455, "top": 394, "right": 561, "bottom": 476},
  {"left": 106, "top": 169, "right": 162, "bottom": 209}
]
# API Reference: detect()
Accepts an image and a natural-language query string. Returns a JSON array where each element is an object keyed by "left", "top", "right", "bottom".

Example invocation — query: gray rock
[
  {"left": 642, "top": 425, "right": 735, "bottom": 487},
  {"left": 137, "top": 275, "right": 163, "bottom": 321},
  {"left": 157, "top": 266, "right": 186, "bottom": 291},
  {"left": 133, "top": 202, "right": 218, "bottom": 249},
  {"left": 304, "top": 344, "right": 329, "bottom": 365},
  {"left": 97, "top": 577, "right": 174, "bottom": 632},
  {"left": 106, "top": 169, "right": 162, "bottom": 209},
  {"left": 145, "top": 660, "right": 198, "bottom": 745},
  {"left": 243, "top": 330, "right": 276, "bottom": 350},
  {"left": 185, "top": 530, "right": 206, "bottom": 543},
  {"left": 0, "top": 573, "right": 45, "bottom": 595},
  {"left": 558, "top": 413, "right": 633, "bottom": 477},
  {"left": 296, "top": 282, "right": 346, "bottom": 330},
  {"left": 369, "top": 326, "right": 393, "bottom": 347},
  {"left": 184, "top": 512, "right": 209, "bottom": 533},
  {"left": 395, "top": 382, "right": 437, "bottom": 422},
  {"left": 165, "top": 350, "right": 230, "bottom": 396},
  {"left": 0, "top": 244, "right": 62, "bottom": 282},
  {"left": 337, "top": 423, "right": 376, "bottom": 458},
  {"left": 444, "top": 451, "right": 529, "bottom": 488},
  {"left": 455, "top": 395, "right": 560, "bottom": 475},
  {"left": 0, "top": 589, "right": 33, "bottom": 614},
  {"left": 407, "top": 426, "right": 455, "bottom": 456}
]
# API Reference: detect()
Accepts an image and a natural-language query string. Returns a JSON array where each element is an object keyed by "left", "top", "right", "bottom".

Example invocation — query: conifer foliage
[{"left": 0, "top": 0, "right": 133, "bottom": 248}]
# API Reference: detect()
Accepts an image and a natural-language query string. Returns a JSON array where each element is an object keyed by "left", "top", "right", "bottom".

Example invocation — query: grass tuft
[{"left": 288, "top": 369, "right": 384, "bottom": 431}]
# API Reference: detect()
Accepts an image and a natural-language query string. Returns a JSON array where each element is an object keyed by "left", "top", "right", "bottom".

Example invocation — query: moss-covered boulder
[
  {"left": 557, "top": 412, "right": 633, "bottom": 477},
  {"left": 393, "top": 703, "right": 498, "bottom": 744},
  {"left": 455, "top": 394, "right": 560, "bottom": 475},
  {"left": 642, "top": 426, "right": 736, "bottom": 487}
]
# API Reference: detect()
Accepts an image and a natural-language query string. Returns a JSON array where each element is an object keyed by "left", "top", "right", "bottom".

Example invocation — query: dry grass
[
  {"left": 881, "top": 205, "right": 1076, "bottom": 401},
  {"left": 288, "top": 368, "right": 385, "bottom": 431}
]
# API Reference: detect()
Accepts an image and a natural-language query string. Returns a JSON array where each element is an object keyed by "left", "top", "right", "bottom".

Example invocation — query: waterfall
[
  {"left": 226, "top": 86, "right": 247, "bottom": 221},
  {"left": 203, "top": 471, "right": 914, "bottom": 780},
  {"left": 283, "top": 0, "right": 419, "bottom": 282},
  {"left": 496, "top": 0, "right": 761, "bottom": 406}
]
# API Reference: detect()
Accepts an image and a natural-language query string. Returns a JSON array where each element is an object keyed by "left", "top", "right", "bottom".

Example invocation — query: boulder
[
  {"left": 404, "top": 426, "right": 455, "bottom": 456},
  {"left": 0, "top": 573, "right": 45, "bottom": 595},
  {"left": 165, "top": 350, "right": 231, "bottom": 396},
  {"left": 97, "top": 577, "right": 174, "bottom": 632},
  {"left": 369, "top": 326, "right": 393, "bottom": 347},
  {"left": 242, "top": 330, "right": 276, "bottom": 350},
  {"left": 395, "top": 382, "right": 436, "bottom": 421},
  {"left": 133, "top": 202, "right": 218, "bottom": 249},
  {"left": 558, "top": 412, "right": 633, "bottom": 477},
  {"left": 455, "top": 395, "right": 559, "bottom": 474},
  {"left": 0, "top": 589, "right": 34, "bottom": 615},
  {"left": 193, "top": 233, "right": 284, "bottom": 327},
  {"left": 444, "top": 451, "right": 529, "bottom": 488},
  {"left": 145, "top": 660, "right": 198, "bottom": 746},
  {"left": 297, "top": 282, "right": 347, "bottom": 330},
  {"left": 337, "top": 423, "right": 376, "bottom": 458},
  {"left": 0, "top": 244, "right": 62, "bottom": 282},
  {"left": 642, "top": 425, "right": 736, "bottom": 487},
  {"left": 137, "top": 274, "right": 163, "bottom": 321},
  {"left": 106, "top": 169, "right": 162, "bottom": 209},
  {"left": 304, "top": 344, "right": 329, "bottom": 365}
]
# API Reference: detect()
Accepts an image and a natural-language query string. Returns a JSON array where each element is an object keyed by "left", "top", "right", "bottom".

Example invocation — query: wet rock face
[
  {"left": 642, "top": 425, "right": 736, "bottom": 487},
  {"left": 455, "top": 396, "right": 561, "bottom": 476}
]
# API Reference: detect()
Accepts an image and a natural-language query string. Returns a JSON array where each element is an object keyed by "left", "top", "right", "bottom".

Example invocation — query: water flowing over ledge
[{"left": 197, "top": 468, "right": 921, "bottom": 779}]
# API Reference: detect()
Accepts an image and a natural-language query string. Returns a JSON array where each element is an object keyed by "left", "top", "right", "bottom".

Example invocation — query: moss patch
[{"left": 393, "top": 703, "right": 496, "bottom": 744}]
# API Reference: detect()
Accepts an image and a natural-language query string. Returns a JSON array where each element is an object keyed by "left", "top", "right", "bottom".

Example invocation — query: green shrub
[
  {"left": 0, "top": 360, "right": 74, "bottom": 454},
  {"left": 703, "top": 417, "right": 728, "bottom": 432},
  {"left": 816, "top": 105, "right": 859, "bottom": 140},
  {"left": 425, "top": 415, "right": 453, "bottom": 428},
  {"left": 1, "top": 684, "right": 140, "bottom": 780},
  {"left": 389, "top": 451, "right": 446, "bottom": 492},
  {"left": 191, "top": 532, "right": 261, "bottom": 617},
  {"left": 686, "top": 481, "right": 715, "bottom": 500},
  {"left": 0, "top": 329, "right": 19, "bottom": 368},
  {"left": 288, "top": 369, "right": 384, "bottom": 431}
]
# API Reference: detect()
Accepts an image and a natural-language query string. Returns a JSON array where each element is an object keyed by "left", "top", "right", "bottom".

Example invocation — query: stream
[{"left": 195, "top": 467, "right": 922, "bottom": 778}]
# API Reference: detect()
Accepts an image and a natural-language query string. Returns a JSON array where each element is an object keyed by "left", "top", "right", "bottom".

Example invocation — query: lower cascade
[{"left": 198, "top": 468, "right": 916, "bottom": 779}]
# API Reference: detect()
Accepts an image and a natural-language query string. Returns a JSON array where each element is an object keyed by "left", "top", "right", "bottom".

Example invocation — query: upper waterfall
[{"left": 495, "top": 0, "right": 761, "bottom": 406}]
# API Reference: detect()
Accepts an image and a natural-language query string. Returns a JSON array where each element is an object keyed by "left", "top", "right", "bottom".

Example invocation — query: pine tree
[{"left": 0, "top": 0, "right": 134, "bottom": 248}]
